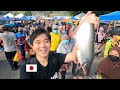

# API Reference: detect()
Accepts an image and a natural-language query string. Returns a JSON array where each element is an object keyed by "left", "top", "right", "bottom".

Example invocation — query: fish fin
[
  {"left": 77, "top": 64, "right": 83, "bottom": 70},
  {"left": 82, "top": 63, "right": 88, "bottom": 76}
]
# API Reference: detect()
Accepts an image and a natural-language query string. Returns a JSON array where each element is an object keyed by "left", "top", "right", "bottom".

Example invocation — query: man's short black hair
[
  {"left": 30, "top": 28, "right": 51, "bottom": 45},
  {"left": 2, "top": 25, "right": 11, "bottom": 31}
]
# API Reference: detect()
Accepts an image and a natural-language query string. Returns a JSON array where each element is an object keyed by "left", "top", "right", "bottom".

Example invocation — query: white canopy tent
[
  {"left": 63, "top": 16, "right": 71, "bottom": 19},
  {"left": 15, "top": 13, "right": 24, "bottom": 18},
  {"left": 74, "top": 12, "right": 85, "bottom": 20},
  {"left": 3, "top": 13, "right": 14, "bottom": 18}
]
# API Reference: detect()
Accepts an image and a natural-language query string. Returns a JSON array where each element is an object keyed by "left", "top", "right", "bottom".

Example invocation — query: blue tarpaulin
[
  {"left": 70, "top": 16, "right": 78, "bottom": 20},
  {"left": 99, "top": 11, "right": 120, "bottom": 21},
  {"left": 0, "top": 16, "right": 13, "bottom": 21},
  {"left": 4, "top": 23, "right": 15, "bottom": 27},
  {"left": 18, "top": 16, "right": 28, "bottom": 20},
  {"left": 53, "top": 16, "right": 64, "bottom": 20},
  {"left": 28, "top": 16, "right": 36, "bottom": 20}
]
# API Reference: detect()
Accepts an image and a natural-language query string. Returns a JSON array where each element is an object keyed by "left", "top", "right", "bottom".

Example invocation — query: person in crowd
[
  {"left": 104, "top": 29, "right": 120, "bottom": 58},
  {"left": 0, "top": 26, "right": 18, "bottom": 70},
  {"left": 49, "top": 25, "right": 61, "bottom": 53},
  {"left": 47, "top": 27, "right": 52, "bottom": 33},
  {"left": 56, "top": 34, "right": 72, "bottom": 79},
  {"left": 68, "top": 24, "right": 77, "bottom": 76},
  {"left": 0, "top": 37, "right": 4, "bottom": 51},
  {"left": 65, "top": 23, "right": 70, "bottom": 35},
  {"left": 23, "top": 26, "right": 29, "bottom": 36},
  {"left": 94, "top": 40, "right": 105, "bottom": 58},
  {"left": 25, "top": 29, "right": 35, "bottom": 59},
  {"left": 97, "top": 27, "right": 106, "bottom": 44},
  {"left": 15, "top": 27, "right": 26, "bottom": 59},
  {"left": 96, "top": 46, "right": 120, "bottom": 79},
  {"left": 58, "top": 25, "right": 66, "bottom": 36}
]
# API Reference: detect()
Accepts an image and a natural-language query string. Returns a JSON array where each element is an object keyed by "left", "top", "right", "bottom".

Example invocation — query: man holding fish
[{"left": 20, "top": 11, "right": 98, "bottom": 79}]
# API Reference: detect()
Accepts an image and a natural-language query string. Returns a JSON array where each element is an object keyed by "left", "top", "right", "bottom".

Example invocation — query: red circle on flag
[{"left": 29, "top": 66, "right": 34, "bottom": 70}]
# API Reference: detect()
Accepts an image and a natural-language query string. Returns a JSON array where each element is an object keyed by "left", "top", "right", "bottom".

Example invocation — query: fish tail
[{"left": 82, "top": 65, "right": 88, "bottom": 76}]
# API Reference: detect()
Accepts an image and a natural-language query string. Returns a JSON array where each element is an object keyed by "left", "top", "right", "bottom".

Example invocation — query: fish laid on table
[{"left": 73, "top": 22, "right": 95, "bottom": 76}]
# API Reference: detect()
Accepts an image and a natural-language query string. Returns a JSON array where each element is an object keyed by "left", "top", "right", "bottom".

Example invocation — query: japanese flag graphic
[{"left": 26, "top": 64, "right": 37, "bottom": 72}]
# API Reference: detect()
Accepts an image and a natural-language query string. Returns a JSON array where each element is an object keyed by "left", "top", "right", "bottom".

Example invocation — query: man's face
[
  {"left": 58, "top": 26, "right": 63, "bottom": 32},
  {"left": 109, "top": 50, "right": 119, "bottom": 57},
  {"left": 18, "top": 27, "right": 22, "bottom": 32},
  {"left": 31, "top": 34, "right": 51, "bottom": 58}
]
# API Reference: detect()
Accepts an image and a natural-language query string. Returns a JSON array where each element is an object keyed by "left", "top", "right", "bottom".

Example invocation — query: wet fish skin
[{"left": 75, "top": 22, "right": 95, "bottom": 75}]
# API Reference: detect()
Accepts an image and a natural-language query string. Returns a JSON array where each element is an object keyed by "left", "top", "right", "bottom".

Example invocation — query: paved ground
[{"left": 0, "top": 50, "right": 103, "bottom": 79}]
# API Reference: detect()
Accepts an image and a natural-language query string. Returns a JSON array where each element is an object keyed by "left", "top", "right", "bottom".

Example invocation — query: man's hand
[
  {"left": 65, "top": 11, "right": 98, "bottom": 63},
  {"left": 73, "top": 11, "right": 98, "bottom": 39},
  {"left": 80, "top": 11, "right": 98, "bottom": 29}
]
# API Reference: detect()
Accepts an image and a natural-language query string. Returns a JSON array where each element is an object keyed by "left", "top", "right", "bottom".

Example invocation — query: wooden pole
[{"left": 107, "top": 21, "right": 112, "bottom": 32}]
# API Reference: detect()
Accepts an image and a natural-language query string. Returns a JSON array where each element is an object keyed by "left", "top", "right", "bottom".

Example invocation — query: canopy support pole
[
  {"left": 114, "top": 20, "right": 116, "bottom": 29},
  {"left": 107, "top": 21, "right": 112, "bottom": 32}
]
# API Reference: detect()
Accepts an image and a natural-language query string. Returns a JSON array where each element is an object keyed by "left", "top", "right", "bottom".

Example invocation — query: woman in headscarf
[
  {"left": 96, "top": 46, "right": 120, "bottom": 79},
  {"left": 57, "top": 34, "right": 72, "bottom": 79},
  {"left": 97, "top": 27, "right": 106, "bottom": 44}
]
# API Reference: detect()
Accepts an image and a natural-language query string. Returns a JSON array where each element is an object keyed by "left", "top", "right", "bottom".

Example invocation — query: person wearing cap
[
  {"left": 0, "top": 25, "right": 18, "bottom": 70},
  {"left": 104, "top": 29, "right": 120, "bottom": 58},
  {"left": 50, "top": 25, "right": 61, "bottom": 53}
]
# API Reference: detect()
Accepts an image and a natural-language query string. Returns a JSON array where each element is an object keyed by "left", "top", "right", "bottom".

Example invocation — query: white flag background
[{"left": 26, "top": 64, "right": 37, "bottom": 72}]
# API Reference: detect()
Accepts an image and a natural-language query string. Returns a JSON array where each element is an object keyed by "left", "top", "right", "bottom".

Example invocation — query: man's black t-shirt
[{"left": 20, "top": 53, "right": 67, "bottom": 79}]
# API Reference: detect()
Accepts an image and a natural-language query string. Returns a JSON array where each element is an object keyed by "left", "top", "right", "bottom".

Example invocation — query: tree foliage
[
  {"left": 68, "top": 11, "right": 114, "bottom": 16},
  {"left": 0, "top": 11, "right": 10, "bottom": 15},
  {"left": 11, "top": 11, "right": 32, "bottom": 16}
]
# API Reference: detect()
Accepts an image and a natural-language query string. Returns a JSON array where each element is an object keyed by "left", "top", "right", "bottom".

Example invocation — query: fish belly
[{"left": 76, "top": 22, "right": 95, "bottom": 75}]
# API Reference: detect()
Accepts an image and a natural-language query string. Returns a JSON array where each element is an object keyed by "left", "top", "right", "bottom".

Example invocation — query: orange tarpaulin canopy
[
  {"left": 73, "top": 21, "right": 79, "bottom": 25},
  {"left": 61, "top": 19, "right": 76, "bottom": 22}
]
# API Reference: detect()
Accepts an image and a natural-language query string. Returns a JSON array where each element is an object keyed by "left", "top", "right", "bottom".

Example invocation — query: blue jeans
[
  {"left": 18, "top": 44, "right": 25, "bottom": 59},
  {"left": 66, "top": 30, "right": 69, "bottom": 35}
]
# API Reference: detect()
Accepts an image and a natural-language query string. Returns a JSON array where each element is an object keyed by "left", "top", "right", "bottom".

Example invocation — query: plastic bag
[
  {"left": 18, "top": 52, "right": 24, "bottom": 60},
  {"left": 13, "top": 52, "right": 19, "bottom": 62}
]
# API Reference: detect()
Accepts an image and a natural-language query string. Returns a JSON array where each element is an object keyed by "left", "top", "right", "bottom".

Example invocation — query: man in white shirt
[{"left": 0, "top": 26, "right": 18, "bottom": 70}]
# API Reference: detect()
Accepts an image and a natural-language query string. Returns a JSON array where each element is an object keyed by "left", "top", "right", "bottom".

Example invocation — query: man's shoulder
[
  {"left": 49, "top": 53, "right": 66, "bottom": 60},
  {"left": 15, "top": 32, "right": 19, "bottom": 36},
  {"left": 9, "top": 32, "right": 15, "bottom": 35}
]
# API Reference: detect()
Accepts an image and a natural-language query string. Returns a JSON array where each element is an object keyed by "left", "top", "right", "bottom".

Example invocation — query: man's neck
[
  {"left": 36, "top": 55, "right": 49, "bottom": 67},
  {"left": 4, "top": 31, "right": 9, "bottom": 33}
]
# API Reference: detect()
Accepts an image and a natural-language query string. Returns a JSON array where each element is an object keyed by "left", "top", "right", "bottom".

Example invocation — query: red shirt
[{"left": 66, "top": 24, "right": 69, "bottom": 30}]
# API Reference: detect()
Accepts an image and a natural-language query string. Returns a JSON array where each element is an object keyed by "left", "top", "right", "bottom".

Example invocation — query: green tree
[
  {"left": 11, "top": 11, "right": 32, "bottom": 16},
  {"left": 0, "top": 11, "right": 11, "bottom": 15},
  {"left": 24, "top": 11, "right": 32, "bottom": 16}
]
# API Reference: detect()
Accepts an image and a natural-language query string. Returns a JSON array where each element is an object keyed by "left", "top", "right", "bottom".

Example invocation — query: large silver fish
[{"left": 73, "top": 22, "right": 95, "bottom": 76}]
